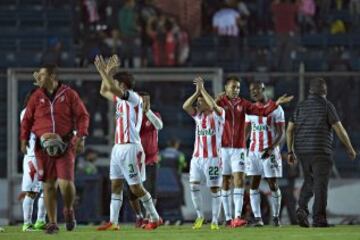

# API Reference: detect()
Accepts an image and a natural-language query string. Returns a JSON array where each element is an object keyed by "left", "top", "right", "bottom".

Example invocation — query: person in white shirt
[{"left": 183, "top": 77, "right": 225, "bottom": 230}]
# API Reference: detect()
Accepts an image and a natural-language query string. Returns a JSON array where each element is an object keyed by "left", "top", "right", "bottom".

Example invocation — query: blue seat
[
  {"left": 326, "top": 33, "right": 350, "bottom": 47},
  {"left": 0, "top": 10, "right": 17, "bottom": 29},
  {"left": 302, "top": 33, "right": 326, "bottom": 48},
  {"left": 18, "top": 10, "right": 45, "bottom": 30}
]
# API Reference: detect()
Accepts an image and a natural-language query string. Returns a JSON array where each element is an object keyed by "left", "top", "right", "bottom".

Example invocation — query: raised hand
[
  {"left": 94, "top": 55, "right": 107, "bottom": 73},
  {"left": 193, "top": 76, "right": 204, "bottom": 92},
  {"left": 106, "top": 54, "right": 120, "bottom": 74},
  {"left": 276, "top": 94, "right": 294, "bottom": 105},
  {"left": 33, "top": 71, "right": 39, "bottom": 86}
]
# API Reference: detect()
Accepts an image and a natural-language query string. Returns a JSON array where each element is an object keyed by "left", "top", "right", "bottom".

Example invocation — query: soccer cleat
[
  {"left": 34, "top": 220, "right": 46, "bottom": 230},
  {"left": 192, "top": 217, "right": 205, "bottom": 229},
  {"left": 143, "top": 220, "right": 161, "bottom": 230},
  {"left": 45, "top": 223, "right": 59, "bottom": 234},
  {"left": 135, "top": 218, "right": 145, "bottom": 228},
  {"left": 251, "top": 217, "right": 264, "bottom": 227},
  {"left": 22, "top": 223, "right": 35, "bottom": 232},
  {"left": 231, "top": 217, "right": 247, "bottom": 228},
  {"left": 296, "top": 208, "right": 310, "bottom": 228},
  {"left": 210, "top": 223, "right": 220, "bottom": 230},
  {"left": 224, "top": 219, "right": 232, "bottom": 227},
  {"left": 96, "top": 222, "right": 120, "bottom": 231},
  {"left": 273, "top": 217, "right": 281, "bottom": 227},
  {"left": 63, "top": 208, "right": 76, "bottom": 231}
]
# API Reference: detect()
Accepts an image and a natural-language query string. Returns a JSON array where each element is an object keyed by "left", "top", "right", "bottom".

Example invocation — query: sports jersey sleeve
[
  {"left": 215, "top": 107, "right": 226, "bottom": 123},
  {"left": 327, "top": 101, "right": 340, "bottom": 125},
  {"left": 20, "top": 95, "right": 35, "bottom": 141},
  {"left": 245, "top": 99, "right": 277, "bottom": 116},
  {"left": 275, "top": 106, "right": 285, "bottom": 125}
]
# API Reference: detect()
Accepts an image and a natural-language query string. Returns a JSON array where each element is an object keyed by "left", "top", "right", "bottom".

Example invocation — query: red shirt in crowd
[{"left": 271, "top": 1, "right": 298, "bottom": 33}]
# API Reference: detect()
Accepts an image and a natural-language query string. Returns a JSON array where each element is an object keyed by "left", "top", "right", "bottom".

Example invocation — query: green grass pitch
[{"left": 1, "top": 225, "right": 360, "bottom": 240}]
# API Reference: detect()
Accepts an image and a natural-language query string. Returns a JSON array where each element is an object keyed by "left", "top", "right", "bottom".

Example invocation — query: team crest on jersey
[
  {"left": 40, "top": 98, "right": 45, "bottom": 104},
  {"left": 146, "top": 121, "right": 151, "bottom": 126},
  {"left": 237, "top": 105, "right": 243, "bottom": 112},
  {"left": 60, "top": 96, "right": 65, "bottom": 102}
]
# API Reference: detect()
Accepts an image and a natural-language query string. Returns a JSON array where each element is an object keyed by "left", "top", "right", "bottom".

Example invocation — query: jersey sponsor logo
[
  {"left": 129, "top": 172, "right": 138, "bottom": 179},
  {"left": 252, "top": 123, "right": 268, "bottom": 131},
  {"left": 197, "top": 127, "right": 215, "bottom": 136}
]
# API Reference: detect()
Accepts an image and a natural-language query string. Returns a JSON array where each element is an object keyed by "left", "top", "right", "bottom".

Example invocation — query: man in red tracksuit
[
  {"left": 128, "top": 91, "right": 163, "bottom": 227},
  {"left": 20, "top": 64, "right": 90, "bottom": 234},
  {"left": 216, "top": 76, "right": 292, "bottom": 227}
]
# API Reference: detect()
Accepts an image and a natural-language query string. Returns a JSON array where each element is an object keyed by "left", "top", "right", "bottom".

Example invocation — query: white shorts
[
  {"left": 110, "top": 143, "right": 145, "bottom": 185},
  {"left": 221, "top": 148, "right": 246, "bottom": 175},
  {"left": 190, "top": 157, "right": 223, "bottom": 187},
  {"left": 22, "top": 155, "right": 42, "bottom": 192},
  {"left": 245, "top": 148, "right": 283, "bottom": 178}
]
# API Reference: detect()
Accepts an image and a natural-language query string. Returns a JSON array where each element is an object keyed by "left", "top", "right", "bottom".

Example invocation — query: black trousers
[{"left": 297, "top": 154, "right": 333, "bottom": 223}]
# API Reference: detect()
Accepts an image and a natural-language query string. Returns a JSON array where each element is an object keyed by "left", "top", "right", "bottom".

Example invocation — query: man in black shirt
[{"left": 286, "top": 78, "right": 357, "bottom": 227}]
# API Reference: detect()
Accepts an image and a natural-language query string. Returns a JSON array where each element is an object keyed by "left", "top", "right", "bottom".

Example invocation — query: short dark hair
[
  {"left": 41, "top": 64, "right": 57, "bottom": 76},
  {"left": 138, "top": 91, "right": 150, "bottom": 97},
  {"left": 309, "top": 77, "right": 327, "bottom": 95},
  {"left": 249, "top": 80, "right": 265, "bottom": 89},
  {"left": 113, "top": 71, "right": 135, "bottom": 89},
  {"left": 225, "top": 75, "right": 241, "bottom": 85}
]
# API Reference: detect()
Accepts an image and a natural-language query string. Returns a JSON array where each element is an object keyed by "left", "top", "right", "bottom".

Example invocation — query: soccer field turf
[
  {"left": 1, "top": 225, "right": 360, "bottom": 240},
  {"left": 0, "top": 224, "right": 360, "bottom": 240}
]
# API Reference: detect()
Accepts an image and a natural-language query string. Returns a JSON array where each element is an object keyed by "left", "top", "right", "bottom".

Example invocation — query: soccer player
[
  {"left": 128, "top": 91, "right": 163, "bottom": 227},
  {"left": 20, "top": 64, "right": 90, "bottom": 234},
  {"left": 245, "top": 81, "right": 285, "bottom": 227},
  {"left": 20, "top": 88, "right": 47, "bottom": 231},
  {"left": 94, "top": 55, "right": 161, "bottom": 230},
  {"left": 216, "top": 76, "right": 293, "bottom": 227},
  {"left": 183, "top": 77, "right": 225, "bottom": 230}
]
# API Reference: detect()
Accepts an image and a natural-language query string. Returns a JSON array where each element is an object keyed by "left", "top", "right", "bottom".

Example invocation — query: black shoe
[
  {"left": 273, "top": 217, "right": 281, "bottom": 227},
  {"left": 251, "top": 217, "right": 264, "bottom": 227},
  {"left": 63, "top": 208, "right": 77, "bottom": 231},
  {"left": 312, "top": 222, "right": 335, "bottom": 228},
  {"left": 45, "top": 223, "right": 59, "bottom": 234},
  {"left": 296, "top": 208, "right": 310, "bottom": 228}
]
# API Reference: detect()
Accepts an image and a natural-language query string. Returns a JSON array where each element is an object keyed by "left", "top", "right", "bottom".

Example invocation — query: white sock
[
  {"left": 271, "top": 188, "right": 282, "bottom": 217},
  {"left": 140, "top": 192, "right": 159, "bottom": 222},
  {"left": 250, "top": 189, "right": 261, "bottom": 218},
  {"left": 190, "top": 183, "right": 203, "bottom": 218},
  {"left": 23, "top": 196, "right": 34, "bottom": 225},
  {"left": 36, "top": 192, "right": 46, "bottom": 222},
  {"left": 211, "top": 191, "right": 221, "bottom": 224},
  {"left": 221, "top": 189, "right": 232, "bottom": 221},
  {"left": 233, "top": 188, "right": 245, "bottom": 218},
  {"left": 110, "top": 193, "right": 123, "bottom": 225}
]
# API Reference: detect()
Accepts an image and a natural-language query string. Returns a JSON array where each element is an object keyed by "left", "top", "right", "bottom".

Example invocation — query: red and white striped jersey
[
  {"left": 246, "top": 104, "right": 285, "bottom": 152},
  {"left": 192, "top": 109, "right": 225, "bottom": 158},
  {"left": 113, "top": 90, "right": 143, "bottom": 145}
]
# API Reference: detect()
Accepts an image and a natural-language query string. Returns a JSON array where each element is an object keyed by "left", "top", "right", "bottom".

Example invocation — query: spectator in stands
[
  {"left": 298, "top": 0, "right": 317, "bottom": 33},
  {"left": 212, "top": 1, "right": 241, "bottom": 64},
  {"left": 77, "top": 148, "right": 99, "bottom": 176},
  {"left": 287, "top": 77, "right": 357, "bottom": 227},
  {"left": 80, "top": 31, "right": 111, "bottom": 67},
  {"left": 350, "top": 0, "right": 360, "bottom": 30},
  {"left": 147, "top": 15, "right": 177, "bottom": 67},
  {"left": 271, "top": 0, "right": 299, "bottom": 71},
  {"left": 237, "top": 0, "right": 250, "bottom": 37},
  {"left": 139, "top": 0, "right": 159, "bottom": 66},
  {"left": 254, "top": 0, "right": 272, "bottom": 34},
  {"left": 82, "top": 0, "right": 100, "bottom": 31},
  {"left": 118, "top": 0, "right": 140, "bottom": 68},
  {"left": 41, "top": 37, "right": 63, "bottom": 67}
]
